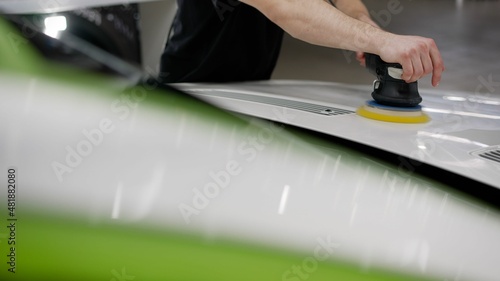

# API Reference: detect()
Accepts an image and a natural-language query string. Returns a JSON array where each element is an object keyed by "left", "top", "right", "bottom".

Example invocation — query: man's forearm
[
  {"left": 241, "top": 0, "right": 386, "bottom": 54},
  {"left": 327, "top": 0, "right": 371, "bottom": 22}
]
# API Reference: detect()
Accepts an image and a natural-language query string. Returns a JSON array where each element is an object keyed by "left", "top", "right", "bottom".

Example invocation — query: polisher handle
[
  {"left": 364, "top": 53, "right": 422, "bottom": 107},
  {"left": 365, "top": 53, "right": 403, "bottom": 80}
]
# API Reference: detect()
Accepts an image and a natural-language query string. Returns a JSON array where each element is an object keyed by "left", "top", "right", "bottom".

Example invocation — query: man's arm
[
  {"left": 325, "top": 0, "right": 379, "bottom": 66},
  {"left": 241, "top": 0, "right": 444, "bottom": 86},
  {"left": 327, "top": 0, "right": 375, "bottom": 26}
]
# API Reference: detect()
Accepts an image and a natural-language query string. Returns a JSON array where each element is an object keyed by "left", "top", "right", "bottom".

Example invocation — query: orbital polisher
[{"left": 356, "top": 53, "right": 430, "bottom": 123}]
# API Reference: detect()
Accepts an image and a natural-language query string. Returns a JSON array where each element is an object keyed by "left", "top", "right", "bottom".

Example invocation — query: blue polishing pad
[{"left": 365, "top": 100, "right": 422, "bottom": 112}]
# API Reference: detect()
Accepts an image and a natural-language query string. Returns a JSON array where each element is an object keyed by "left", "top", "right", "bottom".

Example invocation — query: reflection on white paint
[
  {"left": 282, "top": 140, "right": 293, "bottom": 166},
  {"left": 349, "top": 203, "right": 358, "bottom": 227},
  {"left": 439, "top": 193, "right": 449, "bottom": 216},
  {"left": 24, "top": 79, "right": 37, "bottom": 114},
  {"left": 314, "top": 156, "right": 328, "bottom": 183},
  {"left": 418, "top": 131, "right": 489, "bottom": 147},
  {"left": 401, "top": 239, "right": 430, "bottom": 272},
  {"left": 278, "top": 185, "right": 290, "bottom": 215},
  {"left": 176, "top": 114, "right": 186, "bottom": 148},
  {"left": 423, "top": 108, "right": 500, "bottom": 120},
  {"left": 330, "top": 155, "right": 342, "bottom": 182},
  {"left": 443, "top": 96, "right": 467, "bottom": 102},
  {"left": 209, "top": 123, "right": 219, "bottom": 151},
  {"left": 468, "top": 97, "right": 500, "bottom": 106},
  {"left": 443, "top": 95, "right": 500, "bottom": 106},
  {"left": 44, "top": 15, "right": 67, "bottom": 39},
  {"left": 111, "top": 183, "right": 123, "bottom": 219},
  {"left": 133, "top": 164, "right": 166, "bottom": 219}
]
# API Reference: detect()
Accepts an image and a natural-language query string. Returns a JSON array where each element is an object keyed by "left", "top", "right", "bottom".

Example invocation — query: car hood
[{"left": 176, "top": 80, "right": 500, "bottom": 190}]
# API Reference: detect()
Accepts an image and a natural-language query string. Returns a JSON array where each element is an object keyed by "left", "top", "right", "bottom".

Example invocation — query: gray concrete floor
[{"left": 272, "top": 0, "right": 500, "bottom": 96}]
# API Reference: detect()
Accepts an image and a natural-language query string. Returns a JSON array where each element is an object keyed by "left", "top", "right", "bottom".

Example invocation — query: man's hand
[
  {"left": 378, "top": 34, "right": 445, "bottom": 87},
  {"left": 353, "top": 14, "right": 444, "bottom": 87}
]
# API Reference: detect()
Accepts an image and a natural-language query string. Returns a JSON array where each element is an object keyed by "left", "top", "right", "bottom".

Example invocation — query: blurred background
[{"left": 3, "top": 0, "right": 499, "bottom": 94}]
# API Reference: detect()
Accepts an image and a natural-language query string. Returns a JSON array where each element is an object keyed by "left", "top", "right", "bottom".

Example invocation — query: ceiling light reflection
[
  {"left": 422, "top": 108, "right": 500, "bottom": 120},
  {"left": 443, "top": 96, "right": 467, "bottom": 102},
  {"left": 278, "top": 185, "right": 290, "bottom": 215},
  {"left": 44, "top": 15, "right": 67, "bottom": 39}
]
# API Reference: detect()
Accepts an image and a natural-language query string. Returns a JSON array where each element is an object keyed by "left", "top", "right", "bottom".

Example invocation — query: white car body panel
[
  {"left": 2, "top": 71, "right": 500, "bottom": 281},
  {"left": 177, "top": 80, "right": 500, "bottom": 189}
]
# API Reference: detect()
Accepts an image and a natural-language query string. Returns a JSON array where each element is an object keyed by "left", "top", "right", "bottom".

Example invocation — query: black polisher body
[{"left": 365, "top": 53, "right": 422, "bottom": 107}]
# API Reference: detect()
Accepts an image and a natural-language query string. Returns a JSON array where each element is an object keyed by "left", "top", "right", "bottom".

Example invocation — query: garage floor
[{"left": 272, "top": 0, "right": 500, "bottom": 96}]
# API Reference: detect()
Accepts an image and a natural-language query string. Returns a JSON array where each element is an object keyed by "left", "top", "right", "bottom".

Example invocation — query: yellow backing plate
[{"left": 356, "top": 105, "right": 430, "bottom": 123}]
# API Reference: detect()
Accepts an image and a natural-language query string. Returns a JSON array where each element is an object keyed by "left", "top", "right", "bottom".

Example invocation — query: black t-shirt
[{"left": 159, "top": 0, "right": 284, "bottom": 82}]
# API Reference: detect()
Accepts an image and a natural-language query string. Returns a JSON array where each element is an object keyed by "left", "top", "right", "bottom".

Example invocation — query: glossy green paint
[{"left": 0, "top": 211, "right": 436, "bottom": 281}]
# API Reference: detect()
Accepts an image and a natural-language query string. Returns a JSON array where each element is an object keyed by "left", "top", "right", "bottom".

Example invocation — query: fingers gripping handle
[{"left": 364, "top": 53, "right": 422, "bottom": 107}]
